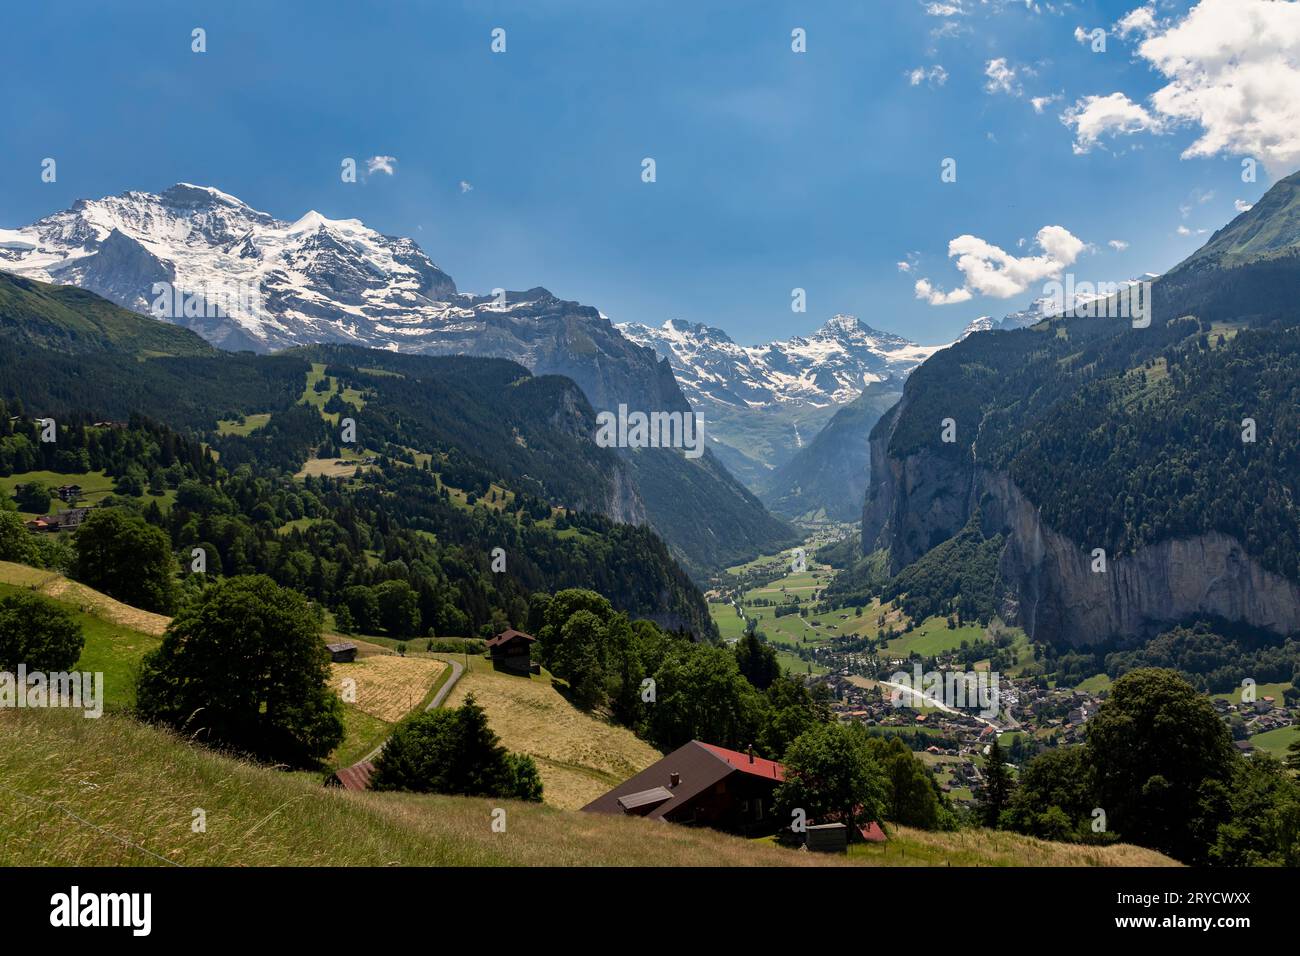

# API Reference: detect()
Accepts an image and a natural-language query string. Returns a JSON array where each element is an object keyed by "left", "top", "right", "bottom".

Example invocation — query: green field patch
[
  {"left": 215, "top": 412, "right": 271, "bottom": 436},
  {"left": 1248, "top": 724, "right": 1300, "bottom": 758},
  {"left": 1, "top": 469, "right": 116, "bottom": 514}
]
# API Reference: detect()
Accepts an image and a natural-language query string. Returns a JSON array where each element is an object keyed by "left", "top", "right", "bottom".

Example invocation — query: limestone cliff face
[
  {"left": 863, "top": 404, "right": 1300, "bottom": 646},
  {"left": 979, "top": 471, "right": 1300, "bottom": 645},
  {"left": 862, "top": 397, "right": 973, "bottom": 573}
]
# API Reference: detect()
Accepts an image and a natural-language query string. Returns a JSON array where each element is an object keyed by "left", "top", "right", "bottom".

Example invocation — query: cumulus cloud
[
  {"left": 897, "top": 261, "right": 913, "bottom": 273},
  {"left": 366, "top": 155, "right": 397, "bottom": 176},
  {"left": 1108, "top": 239, "right": 1130, "bottom": 251},
  {"left": 915, "top": 225, "right": 1086, "bottom": 305},
  {"left": 1061, "top": 92, "right": 1161, "bottom": 154},
  {"left": 1066, "top": 1, "right": 1300, "bottom": 174},
  {"left": 1031, "top": 93, "right": 1062, "bottom": 114},
  {"left": 984, "top": 58, "right": 1021, "bottom": 95},
  {"left": 1116, "top": 4, "right": 1158, "bottom": 38},
  {"left": 1235, "top": 199, "right": 1254, "bottom": 212},
  {"left": 915, "top": 278, "right": 974, "bottom": 305},
  {"left": 907, "top": 65, "right": 949, "bottom": 87}
]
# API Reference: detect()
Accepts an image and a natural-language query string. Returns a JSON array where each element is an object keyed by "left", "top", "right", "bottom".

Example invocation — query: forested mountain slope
[{"left": 859, "top": 172, "right": 1300, "bottom": 646}]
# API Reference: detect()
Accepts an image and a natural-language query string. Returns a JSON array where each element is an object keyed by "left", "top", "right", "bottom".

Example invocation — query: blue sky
[{"left": 0, "top": 0, "right": 1290, "bottom": 345}]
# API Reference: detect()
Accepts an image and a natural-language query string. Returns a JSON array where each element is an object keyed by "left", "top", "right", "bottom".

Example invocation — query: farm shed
[{"left": 326, "top": 641, "right": 358, "bottom": 663}]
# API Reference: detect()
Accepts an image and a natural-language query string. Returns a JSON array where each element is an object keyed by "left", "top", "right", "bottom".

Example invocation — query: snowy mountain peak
[
  {"left": 0, "top": 183, "right": 466, "bottom": 349},
  {"left": 619, "top": 313, "right": 949, "bottom": 411}
]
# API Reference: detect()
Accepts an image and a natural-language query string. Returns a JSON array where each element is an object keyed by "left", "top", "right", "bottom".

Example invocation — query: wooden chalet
[
  {"left": 486, "top": 628, "right": 537, "bottom": 675},
  {"left": 582, "top": 741, "right": 785, "bottom": 836}
]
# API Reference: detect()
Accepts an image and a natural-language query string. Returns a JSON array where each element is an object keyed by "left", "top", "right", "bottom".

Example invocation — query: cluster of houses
[
  {"left": 25, "top": 505, "right": 92, "bottom": 533},
  {"left": 1214, "top": 693, "right": 1296, "bottom": 754}
]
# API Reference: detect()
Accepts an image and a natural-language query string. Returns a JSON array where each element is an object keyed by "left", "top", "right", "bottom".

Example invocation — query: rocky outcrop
[{"left": 864, "top": 407, "right": 1300, "bottom": 646}]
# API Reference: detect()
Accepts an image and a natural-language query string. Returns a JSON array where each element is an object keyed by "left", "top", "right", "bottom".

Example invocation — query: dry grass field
[
  {"left": 0, "top": 709, "right": 1178, "bottom": 867},
  {"left": 294, "top": 457, "right": 374, "bottom": 479},
  {"left": 330, "top": 655, "right": 446, "bottom": 723},
  {"left": 0, "top": 560, "right": 170, "bottom": 636},
  {"left": 444, "top": 657, "right": 661, "bottom": 810}
]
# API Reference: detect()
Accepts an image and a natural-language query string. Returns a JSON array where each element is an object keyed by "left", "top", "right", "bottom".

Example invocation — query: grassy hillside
[
  {"left": 0, "top": 708, "right": 1177, "bottom": 867},
  {"left": 443, "top": 655, "right": 661, "bottom": 810},
  {"left": 0, "top": 561, "right": 432, "bottom": 767},
  {"left": 0, "top": 271, "right": 214, "bottom": 357}
]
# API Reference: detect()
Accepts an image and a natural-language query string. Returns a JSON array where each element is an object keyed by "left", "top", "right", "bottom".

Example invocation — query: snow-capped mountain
[
  {"left": 0, "top": 183, "right": 799, "bottom": 577},
  {"left": 616, "top": 315, "right": 947, "bottom": 504},
  {"left": 618, "top": 314, "right": 945, "bottom": 412},
  {"left": 0, "top": 183, "right": 691, "bottom": 414}
]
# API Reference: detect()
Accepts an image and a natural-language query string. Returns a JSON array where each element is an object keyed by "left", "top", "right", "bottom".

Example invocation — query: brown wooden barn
[
  {"left": 486, "top": 628, "right": 537, "bottom": 675},
  {"left": 325, "top": 641, "right": 357, "bottom": 663},
  {"left": 582, "top": 741, "right": 785, "bottom": 836}
]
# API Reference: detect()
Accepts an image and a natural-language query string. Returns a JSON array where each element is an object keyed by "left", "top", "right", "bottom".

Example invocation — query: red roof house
[{"left": 582, "top": 741, "right": 785, "bottom": 836}]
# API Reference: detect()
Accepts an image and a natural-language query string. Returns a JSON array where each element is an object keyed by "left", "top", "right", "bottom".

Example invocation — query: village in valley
[{"left": 705, "top": 529, "right": 1300, "bottom": 811}]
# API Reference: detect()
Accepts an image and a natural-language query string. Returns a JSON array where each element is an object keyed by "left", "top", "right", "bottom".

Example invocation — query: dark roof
[
  {"left": 325, "top": 641, "right": 358, "bottom": 654},
  {"left": 327, "top": 761, "right": 375, "bottom": 791},
  {"left": 486, "top": 628, "right": 535, "bottom": 649},
  {"left": 582, "top": 741, "right": 783, "bottom": 820}
]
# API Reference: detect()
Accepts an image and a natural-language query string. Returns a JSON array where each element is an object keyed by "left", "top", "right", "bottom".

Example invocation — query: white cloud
[
  {"left": 907, "top": 65, "right": 949, "bottom": 87},
  {"left": 915, "top": 278, "right": 974, "bottom": 305},
  {"left": 366, "top": 155, "right": 397, "bottom": 176},
  {"left": 897, "top": 260, "right": 913, "bottom": 272},
  {"left": 1116, "top": 4, "right": 1158, "bottom": 38},
  {"left": 984, "top": 58, "right": 1021, "bottom": 95},
  {"left": 459, "top": 180, "right": 474, "bottom": 193},
  {"left": 1061, "top": 92, "right": 1161, "bottom": 153},
  {"left": 915, "top": 225, "right": 1086, "bottom": 305},
  {"left": 1141, "top": 0, "right": 1300, "bottom": 174},
  {"left": 1031, "top": 93, "right": 1062, "bottom": 114},
  {"left": 1073, "top": 26, "right": 1090, "bottom": 44},
  {"left": 1235, "top": 199, "right": 1254, "bottom": 212},
  {"left": 1108, "top": 239, "right": 1130, "bottom": 251},
  {"left": 923, "top": 1, "right": 966, "bottom": 15},
  {"left": 1070, "top": 1, "right": 1300, "bottom": 175}
]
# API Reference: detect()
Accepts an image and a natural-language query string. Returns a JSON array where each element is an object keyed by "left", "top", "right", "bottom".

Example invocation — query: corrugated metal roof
[
  {"left": 328, "top": 760, "right": 375, "bottom": 791},
  {"left": 617, "top": 786, "right": 674, "bottom": 811}
]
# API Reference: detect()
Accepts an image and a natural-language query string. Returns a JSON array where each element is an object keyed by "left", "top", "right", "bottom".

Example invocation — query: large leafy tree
[
  {"left": 0, "top": 592, "right": 84, "bottom": 671},
  {"left": 1086, "top": 667, "right": 1237, "bottom": 863},
  {"left": 136, "top": 575, "right": 344, "bottom": 767},
  {"left": 72, "top": 508, "right": 177, "bottom": 613},
  {"left": 1005, "top": 746, "right": 1096, "bottom": 841},
  {"left": 865, "top": 734, "right": 946, "bottom": 830},
  {"left": 0, "top": 509, "right": 39, "bottom": 565},
  {"left": 775, "top": 722, "right": 885, "bottom": 836},
  {"left": 371, "top": 694, "right": 542, "bottom": 801},
  {"left": 646, "top": 644, "right": 764, "bottom": 752}
]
